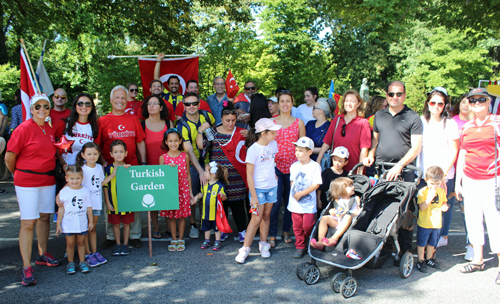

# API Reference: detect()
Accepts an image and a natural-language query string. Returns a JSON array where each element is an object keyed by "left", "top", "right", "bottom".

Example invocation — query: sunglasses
[
  {"left": 244, "top": 86, "right": 256, "bottom": 90},
  {"left": 34, "top": 104, "right": 50, "bottom": 111},
  {"left": 388, "top": 92, "right": 404, "bottom": 97},
  {"left": 341, "top": 124, "right": 346, "bottom": 137},
  {"left": 222, "top": 109, "right": 237, "bottom": 115},
  {"left": 469, "top": 97, "right": 488, "bottom": 104},
  {"left": 428, "top": 101, "right": 445, "bottom": 107},
  {"left": 77, "top": 101, "right": 93, "bottom": 108},
  {"left": 54, "top": 95, "right": 66, "bottom": 99},
  {"left": 129, "top": 89, "right": 138, "bottom": 92},
  {"left": 278, "top": 89, "right": 291, "bottom": 94},
  {"left": 184, "top": 102, "right": 199, "bottom": 107}
]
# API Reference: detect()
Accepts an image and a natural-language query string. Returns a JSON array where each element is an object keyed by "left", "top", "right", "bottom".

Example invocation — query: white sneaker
[
  {"left": 436, "top": 237, "right": 448, "bottom": 248},
  {"left": 259, "top": 241, "right": 271, "bottom": 259},
  {"left": 235, "top": 246, "right": 250, "bottom": 264},
  {"left": 189, "top": 225, "right": 200, "bottom": 239},
  {"left": 464, "top": 245, "right": 474, "bottom": 261}
]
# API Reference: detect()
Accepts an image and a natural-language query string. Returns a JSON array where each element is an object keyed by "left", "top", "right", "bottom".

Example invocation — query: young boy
[
  {"left": 317, "top": 146, "right": 349, "bottom": 213},
  {"left": 103, "top": 140, "right": 134, "bottom": 256},
  {"left": 287, "top": 137, "right": 322, "bottom": 258},
  {"left": 416, "top": 166, "right": 448, "bottom": 272}
]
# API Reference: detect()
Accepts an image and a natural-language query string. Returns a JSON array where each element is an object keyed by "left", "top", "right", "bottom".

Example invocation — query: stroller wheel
[
  {"left": 331, "top": 272, "right": 347, "bottom": 293},
  {"left": 296, "top": 262, "right": 311, "bottom": 280},
  {"left": 399, "top": 251, "right": 414, "bottom": 279},
  {"left": 340, "top": 277, "right": 358, "bottom": 298},
  {"left": 303, "top": 265, "right": 320, "bottom": 285}
]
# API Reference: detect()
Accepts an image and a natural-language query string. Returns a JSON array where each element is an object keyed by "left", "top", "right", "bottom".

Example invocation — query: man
[
  {"left": 95, "top": 85, "right": 147, "bottom": 249},
  {"left": 154, "top": 53, "right": 183, "bottom": 111},
  {"left": 206, "top": 76, "right": 230, "bottom": 126},
  {"left": 175, "top": 79, "right": 212, "bottom": 118},
  {"left": 233, "top": 81, "right": 256, "bottom": 113},
  {"left": 150, "top": 79, "right": 176, "bottom": 122},
  {"left": 363, "top": 80, "right": 423, "bottom": 260},
  {"left": 176, "top": 92, "right": 215, "bottom": 238},
  {"left": 49, "top": 88, "right": 71, "bottom": 129}
]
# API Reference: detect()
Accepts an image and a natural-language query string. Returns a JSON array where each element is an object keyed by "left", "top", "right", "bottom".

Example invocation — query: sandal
[
  {"left": 459, "top": 263, "right": 485, "bottom": 273},
  {"left": 321, "top": 237, "right": 338, "bottom": 247},
  {"left": 281, "top": 233, "right": 293, "bottom": 244},
  {"left": 177, "top": 240, "right": 186, "bottom": 252},
  {"left": 268, "top": 237, "right": 276, "bottom": 248},
  {"left": 496, "top": 272, "right": 500, "bottom": 285},
  {"left": 168, "top": 241, "right": 178, "bottom": 252},
  {"left": 152, "top": 232, "right": 162, "bottom": 239},
  {"left": 310, "top": 238, "right": 324, "bottom": 251}
]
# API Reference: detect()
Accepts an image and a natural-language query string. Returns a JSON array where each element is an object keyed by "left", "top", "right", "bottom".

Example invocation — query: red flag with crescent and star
[
  {"left": 219, "top": 127, "right": 247, "bottom": 188},
  {"left": 225, "top": 69, "right": 239, "bottom": 99}
]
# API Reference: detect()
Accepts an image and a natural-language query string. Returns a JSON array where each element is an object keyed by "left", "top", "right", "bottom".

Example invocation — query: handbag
[
  {"left": 494, "top": 116, "right": 500, "bottom": 211},
  {"left": 321, "top": 116, "right": 341, "bottom": 171}
]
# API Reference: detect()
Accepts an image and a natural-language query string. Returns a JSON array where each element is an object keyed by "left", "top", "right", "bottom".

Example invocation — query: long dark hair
[
  {"left": 245, "top": 128, "right": 270, "bottom": 148},
  {"left": 451, "top": 93, "right": 468, "bottom": 117},
  {"left": 249, "top": 93, "right": 272, "bottom": 129},
  {"left": 423, "top": 90, "right": 451, "bottom": 126},
  {"left": 161, "top": 128, "right": 184, "bottom": 152},
  {"left": 76, "top": 142, "right": 101, "bottom": 168},
  {"left": 141, "top": 94, "right": 170, "bottom": 121},
  {"left": 64, "top": 93, "right": 98, "bottom": 139}
]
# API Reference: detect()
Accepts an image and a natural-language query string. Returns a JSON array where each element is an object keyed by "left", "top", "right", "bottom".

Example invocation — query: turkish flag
[
  {"left": 216, "top": 193, "right": 233, "bottom": 234},
  {"left": 225, "top": 69, "right": 239, "bottom": 99},
  {"left": 20, "top": 48, "right": 37, "bottom": 121},
  {"left": 219, "top": 127, "right": 247, "bottom": 187},
  {"left": 138, "top": 56, "right": 199, "bottom": 98}
]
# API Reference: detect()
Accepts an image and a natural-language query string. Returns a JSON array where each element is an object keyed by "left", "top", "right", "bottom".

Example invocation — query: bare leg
[
  {"left": 472, "top": 244, "right": 483, "bottom": 264},
  {"left": 89, "top": 215, "right": 99, "bottom": 253},
  {"left": 19, "top": 219, "right": 36, "bottom": 268},
  {"left": 113, "top": 224, "right": 121, "bottom": 245},
  {"left": 417, "top": 245, "right": 425, "bottom": 262},
  {"left": 331, "top": 216, "right": 352, "bottom": 242},
  {"left": 215, "top": 230, "right": 221, "bottom": 241},
  {"left": 36, "top": 213, "right": 51, "bottom": 255},
  {"left": 204, "top": 230, "right": 211, "bottom": 241},
  {"left": 317, "top": 217, "right": 338, "bottom": 241},
  {"left": 243, "top": 204, "right": 266, "bottom": 247},
  {"left": 66, "top": 235, "right": 76, "bottom": 263},
  {"left": 259, "top": 203, "right": 273, "bottom": 242},
  {"left": 123, "top": 224, "right": 130, "bottom": 246},
  {"left": 170, "top": 219, "right": 178, "bottom": 241},
  {"left": 76, "top": 235, "right": 86, "bottom": 263},
  {"left": 178, "top": 218, "right": 186, "bottom": 240},
  {"left": 425, "top": 245, "right": 435, "bottom": 260},
  {"left": 151, "top": 211, "right": 160, "bottom": 233}
]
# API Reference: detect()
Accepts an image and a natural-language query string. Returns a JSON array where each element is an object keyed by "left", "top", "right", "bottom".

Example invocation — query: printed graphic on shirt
[
  {"left": 260, "top": 148, "right": 276, "bottom": 162},
  {"left": 291, "top": 171, "right": 313, "bottom": 204},
  {"left": 71, "top": 196, "right": 84, "bottom": 209}
]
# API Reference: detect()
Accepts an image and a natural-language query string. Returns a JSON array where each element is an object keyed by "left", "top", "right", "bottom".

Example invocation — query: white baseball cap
[
  {"left": 30, "top": 93, "right": 51, "bottom": 108},
  {"left": 267, "top": 96, "right": 278, "bottom": 103},
  {"left": 331, "top": 146, "right": 349, "bottom": 159},
  {"left": 427, "top": 86, "right": 448, "bottom": 96},
  {"left": 255, "top": 118, "right": 282, "bottom": 133},
  {"left": 293, "top": 137, "right": 314, "bottom": 150}
]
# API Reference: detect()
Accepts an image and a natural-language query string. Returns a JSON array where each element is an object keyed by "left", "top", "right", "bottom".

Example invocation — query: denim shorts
[
  {"left": 92, "top": 209, "right": 101, "bottom": 216},
  {"left": 416, "top": 226, "right": 440, "bottom": 247},
  {"left": 249, "top": 185, "right": 278, "bottom": 205},
  {"left": 63, "top": 231, "right": 88, "bottom": 237}
]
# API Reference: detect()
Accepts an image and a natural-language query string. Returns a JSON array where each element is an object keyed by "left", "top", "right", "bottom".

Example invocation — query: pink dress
[
  {"left": 160, "top": 152, "right": 191, "bottom": 218},
  {"left": 274, "top": 118, "right": 300, "bottom": 174}
]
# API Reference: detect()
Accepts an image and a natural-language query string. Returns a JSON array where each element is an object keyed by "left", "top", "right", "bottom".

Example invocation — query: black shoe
[
  {"left": 0, "top": 189, "right": 6, "bottom": 195},
  {"left": 130, "top": 239, "right": 143, "bottom": 248},
  {"left": 425, "top": 259, "right": 440, "bottom": 269},
  {"left": 416, "top": 260, "right": 427, "bottom": 273},
  {"left": 102, "top": 239, "right": 115, "bottom": 249},
  {"left": 293, "top": 249, "right": 305, "bottom": 259}
]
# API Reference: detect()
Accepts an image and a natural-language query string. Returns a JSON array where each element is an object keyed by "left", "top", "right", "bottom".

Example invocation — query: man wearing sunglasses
[
  {"left": 207, "top": 76, "right": 231, "bottom": 126},
  {"left": 233, "top": 81, "right": 257, "bottom": 123},
  {"left": 49, "top": 88, "right": 70, "bottom": 130}
]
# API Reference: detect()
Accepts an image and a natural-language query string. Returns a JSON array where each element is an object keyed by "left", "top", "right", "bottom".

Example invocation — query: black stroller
[{"left": 296, "top": 162, "right": 423, "bottom": 298}]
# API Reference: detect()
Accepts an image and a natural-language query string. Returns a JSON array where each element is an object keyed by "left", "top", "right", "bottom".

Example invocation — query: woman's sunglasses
[
  {"left": 428, "top": 101, "right": 445, "bottom": 107},
  {"left": 77, "top": 101, "right": 93, "bottom": 108},
  {"left": 34, "top": 104, "right": 50, "bottom": 111},
  {"left": 469, "top": 97, "right": 488, "bottom": 105},
  {"left": 341, "top": 124, "right": 346, "bottom": 137},
  {"left": 129, "top": 89, "right": 138, "bottom": 92}
]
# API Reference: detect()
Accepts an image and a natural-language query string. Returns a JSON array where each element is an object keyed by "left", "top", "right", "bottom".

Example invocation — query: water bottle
[{"left": 204, "top": 128, "right": 214, "bottom": 141}]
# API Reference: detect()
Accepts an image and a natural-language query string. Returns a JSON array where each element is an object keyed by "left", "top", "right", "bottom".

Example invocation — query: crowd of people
[{"left": 2, "top": 66, "right": 499, "bottom": 287}]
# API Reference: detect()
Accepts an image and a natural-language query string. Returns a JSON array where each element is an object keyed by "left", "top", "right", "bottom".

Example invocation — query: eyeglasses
[
  {"left": 54, "top": 95, "right": 66, "bottom": 99},
  {"left": 147, "top": 102, "right": 160, "bottom": 106},
  {"left": 341, "top": 124, "right": 346, "bottom": 137},
  {"left": 77, "top": 101, "right": 92, "bottom": 108},
  {"left": 388, "top": 92, "right": 404, "bottom": 98},
  {"left": 34, "top": 104, "right": 50, "bottom": 111},
  {"left": 469, "top": 97, "right": 488, "bottom": 104},
  {"left": 244, "top": 86, "right": 256, "bottom": 90},
  {"left": 184, "top": 101, "right": 199, "bottom": 107},
  {"left": 428, "top": 101, "right": 445, "bottom": 107},
  {"left": 129, "top": 89, "right": 138, "bottom": 92}
]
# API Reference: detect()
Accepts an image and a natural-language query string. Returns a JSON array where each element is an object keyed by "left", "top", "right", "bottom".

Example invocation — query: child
[
  {"left": 287, "top": 137, "right": 322, "bottom": 258},
  {"left": 316, "top": 146, "right": 349, "bottom": 214},
  {"left": 235, "top": 118, "right": 281, "bottom": 264},
  {"left": 310, "top": 177, "right": 360, "bottom": 250},
  {"left": 193, "top": 162, "right": 228, "bottom": 251},
  {"left": 103, "top": 140, "right": 134, "bottom": 256},
  {"left": 416, "top": 166, "right": 448, "bottom": 273},
  {"left": 159, "top": 128, "right": 193, "bottom": 252},
  {"left": 56, "top": 166, "right": 94, "bottom": 274}
]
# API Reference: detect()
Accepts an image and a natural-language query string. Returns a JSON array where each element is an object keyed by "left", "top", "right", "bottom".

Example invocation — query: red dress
[
  {"left": 160, "top": 152, "right": 191, "bottom": 218},
  {"left": 274, "top": 118, "right": 300, "bottom": 174}
]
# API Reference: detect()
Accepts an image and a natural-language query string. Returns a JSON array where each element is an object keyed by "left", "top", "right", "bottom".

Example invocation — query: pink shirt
[{"left": 144, "top": 122, "right": 169, "bottom": 165}]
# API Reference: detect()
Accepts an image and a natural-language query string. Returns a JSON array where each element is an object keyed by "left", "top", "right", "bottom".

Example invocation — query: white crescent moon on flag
[
  {"left": 160, "top": 74, "right": 187, "bottom": 95},
  {"left": 230, "top": 77, "right": 235, "bottom": 83},
  {"left": 235, "top": 141, "right": 245, "bottom": 164}
]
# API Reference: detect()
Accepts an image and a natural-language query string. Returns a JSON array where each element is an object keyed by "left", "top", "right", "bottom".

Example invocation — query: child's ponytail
[
  {"left": 210, "top": 162, "right": 229, "bottom": 184},
  {"left": 245, "top": 128, "right": 261, "bottom": 148}
]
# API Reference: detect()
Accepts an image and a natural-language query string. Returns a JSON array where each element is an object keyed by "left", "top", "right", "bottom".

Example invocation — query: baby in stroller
[{"left": 310, "top": 177, "right": 360, "bottom": 250}]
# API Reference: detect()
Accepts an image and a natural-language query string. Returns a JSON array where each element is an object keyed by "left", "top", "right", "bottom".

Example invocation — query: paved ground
[{"left": 0, "top": 179, "right": 499, "bottom": 303}]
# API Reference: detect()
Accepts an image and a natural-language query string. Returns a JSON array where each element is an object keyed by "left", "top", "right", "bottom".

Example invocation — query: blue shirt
[
  {"left": 305, "top": 120, "right": 331, "bottom": 161},
  {"left": 9, "top": 104, "right": 22, "bottom": 134},
  {"left": 206, "top": 93, "right": 229, "bottom": 126}
]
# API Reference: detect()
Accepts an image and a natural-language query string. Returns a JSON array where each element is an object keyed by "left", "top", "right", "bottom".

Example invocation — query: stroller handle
[{"left": 375, "top": 162, "right": 423, "bottom": 183}]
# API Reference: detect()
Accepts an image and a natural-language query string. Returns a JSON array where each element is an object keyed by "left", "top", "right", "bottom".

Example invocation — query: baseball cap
[
  {"left": 331, "top": 146, "right": 349, "bottom": 159},
  {"left": 30, "top": 93, "right": 51, "bottom": 107},
  {"left": 267, "top": 96, "right": 278, "bottom": 103},
  {"left": 292, "top": 137, "right": 314, "bottom": 150},
  {"left": 427, "top": 86, "right": 448, "bottom": 96},
  {"left": 255, "top": 118, "right": 282, "bottom": 133},
  {"left": 468, "top": 87, "right": 490, "bottom": 98}
]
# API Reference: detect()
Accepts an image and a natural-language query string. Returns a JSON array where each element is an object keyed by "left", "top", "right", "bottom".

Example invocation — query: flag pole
[
  {"left": 20, "top": 39, "right": 42, "bottom": 94},
  {"left": 108, "top": 54, "right": 205, "bottom": 60}
]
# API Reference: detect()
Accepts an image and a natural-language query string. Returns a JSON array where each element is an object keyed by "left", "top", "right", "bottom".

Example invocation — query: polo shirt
[
  {"left": 373, "top": 105, "right": 422, "bottom": 163},
  {"left": 176, "top": 110, "right": 215, "bottom": 164},
  {"left": 206, "top": 93, "right": 229, "bottom": 126}
]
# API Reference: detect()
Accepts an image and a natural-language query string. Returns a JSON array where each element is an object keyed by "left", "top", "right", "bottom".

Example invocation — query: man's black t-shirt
[{"left": 319, "top": 168, "right": 349, "bottom": 208}]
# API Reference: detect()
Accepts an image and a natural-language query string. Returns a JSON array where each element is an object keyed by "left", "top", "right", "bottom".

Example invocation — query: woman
[
  {"left": 455, "top": 88, "right": 500, "bottom": 284},
  {"left": 269, "top": 90, "right": 306, "bottom": 247},
  {"left": 5, "top": 93, "right": 60, "bottom": 286},
  {"left": 141, "top": 94, "right": 172, "bottom": 238},
  {"left": 297, "top": 87, "right": 318, "bottom": 125},
  {"left": 249, "top": 94, "right": 272, "bottom": 129},
  {"left": 305, "top": 97, "right": 335, "bottom": 162},
  {"left": 416, "top": 88, "right": 459, "bottom": 251},
  {"left": 316, "top": 90, "right": 371, "bottom": 173},
  {"left": 126, "top": 83, "right": 144, "bottom": 120},
  {"left": 365, "top": 96, "right": 387, "bottom": 130}
]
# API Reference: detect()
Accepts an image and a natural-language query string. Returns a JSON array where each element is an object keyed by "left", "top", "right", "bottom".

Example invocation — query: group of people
[{"left": 4, "top": 69, "right": 499, "bottom": 287}]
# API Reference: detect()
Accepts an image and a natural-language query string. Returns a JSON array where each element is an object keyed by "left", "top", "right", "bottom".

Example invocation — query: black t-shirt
[
  {"left": 319, "top": 168, "right": 349, "bottom": 207},
  {"left": 373, "top": 105, "right": 422, "bottom": 163}
]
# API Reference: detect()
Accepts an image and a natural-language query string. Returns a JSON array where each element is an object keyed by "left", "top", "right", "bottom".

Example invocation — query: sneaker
[
  {"left": 112, "top": 245, "right": 121, "bottom": 256},
  {"left": 94, "top": 252, "right": 108, "bottom": 265},
  {"left": 220, "top": 233, "right": 228, "bottom": 242},
  {"left": 53, "top": 212, "right": 57, "bottom": 223},
  {"left": 102, "top": 239, "right": 115, "bottom": 249},
  {"left": 416, "top": 260, "right": 427, "bottom": 273},
  {"left": 464, "top": 245, "right": 474, "bottom": 261},
  {"left": 200, "top": 240, "right": 210, "bottom": 249},
  {"left": 22, "top": 266, "right": 36, "bottom": 286},
  {"left": 425, "top": 259, "right": 440, "bottom": 269},
  {"left": 35, "top": 252, "right": 60, "bottom": 266},
  {"left": 120, "top": 245, "right": 130, "bottom": 256},
  {"left": 259, "top": 241, "right": 271, "bottom": 259},
  {"left": 189, "top": 225, "right": 200, "bottom": 239},
  {"left": 436, "top": 237, "right": 448, "bottom": 248},
  {"left": 79, "top": 261, "right": 91, "bottom": 273},
  {"left": 213, "top": 241, "right": 222, "bottom": 251},
  {"left": 129, "top": 239, "right": 142, "bottom": 248},
  {"left": 66, "top": 263, "right": 76, "bottom": 275},
  {"left": 235, "top": 246, "right": 250, "bottom": 264},
  {"left": 85, "top": 254, "right": 99, "bottom": 267},
  {"left": 293, "top": 249, "right": 305, "bottom": 259},
  {"left": 64, "top": 250, "right": 68, "bottom": 260},
  {"left": 238, "top": 230, "right": 246, "bottom": 243}
]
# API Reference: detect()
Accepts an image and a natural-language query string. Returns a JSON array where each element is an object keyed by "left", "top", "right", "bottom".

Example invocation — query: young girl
[
  {"left": 56, "top": 166, "right": 94, "bottom": 274},
  {"left": 159, "top": 128, "right": 193, "bottom": 252},
  {"left": 236, "top": 118, "right": 282, "bottom": 264},
  {"left": 193, "top": 162, "right": 228, "bottom": 251},
  {"left": 310, "top": 177, "right": 360, "bottom": 250}
]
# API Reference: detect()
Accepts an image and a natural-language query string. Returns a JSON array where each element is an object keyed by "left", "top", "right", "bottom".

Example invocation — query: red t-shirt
[
  {"left": 95, "top": 113, "right": 146, "bottom": 165},
  {"left": 323, "top": 114, "right": 371, "bottom": 172},
  {"left": 460, "top": 114, "right": 500, "bottom": 180},
  {"left": 7, "top": 119, "right": 57, "bottom": 187},
  {"left": 162, "top": 99, "right": 176, "bottom": 122},
  {"left": 175, "top": 99, "right": 212, "bottom": 118},
  {"left": 144, "top": 122, "right": 169, "bottom": 165},
  {"left": 125, "top": 99, "right": 145, "bottom": 120},
  {"left": 49, "top": 108, "right": 71, "bottom": 130}
]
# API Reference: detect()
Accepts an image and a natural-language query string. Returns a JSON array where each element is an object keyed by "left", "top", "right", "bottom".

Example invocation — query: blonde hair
[
  {"left": 339, "top": 90, "right": 365, "bottom": 117},
  {"left": 425, "top": 166, "right": 444, "bottom": 182},
  {"left": 328, "top": 177, "right": 354, "bottom": 201}
]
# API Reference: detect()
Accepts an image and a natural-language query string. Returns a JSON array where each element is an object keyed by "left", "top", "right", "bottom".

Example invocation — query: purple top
[{"left": 453, "top": 115, "right": 468, "bottom": 134}]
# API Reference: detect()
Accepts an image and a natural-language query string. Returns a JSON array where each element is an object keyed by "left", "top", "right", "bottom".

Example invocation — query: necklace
[{"left": 34, "top": 120, "right": 46, "bottom": 134}]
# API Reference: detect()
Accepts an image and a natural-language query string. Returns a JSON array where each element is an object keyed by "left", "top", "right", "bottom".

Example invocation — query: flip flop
[
  {"left": 152, "top": 232, "right": 162, "bottom": 239},
  {"left": 459, "top": 263, "right": 485, "bottom": 273},
  {"left": 321, "top": 237, "right": 338, "bottom": 247},
  {"left": 268, "top": 237, "right": 276, "bottom": 248},
  {"left": 281, "top": 233, "right": 293, "bottom": 244},
  {"left": 310, "top": 238, "right": 324, "bottom": 251}
]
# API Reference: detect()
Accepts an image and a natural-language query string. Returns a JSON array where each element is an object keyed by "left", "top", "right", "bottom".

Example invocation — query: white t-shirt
[
  {"left": 82, "top": 164, "right": 105, "bottom": 210},
  {"left": 59, "top": 186, "right": 91, "bottom": 233},
  {"left": 297, "top": 104, "right": 314, "bottom": 125},
  {"left": 62, "top": 122, "right": 94, "bottom": 166},
  {"left": 287, "top": 160, "right": 322, "bottom": 214},
  {"left": 417, "top": 117, "right": 459, "bottom": 180},
  {"left": 245, "top": 140, "right": 278, "bottom": 190}
]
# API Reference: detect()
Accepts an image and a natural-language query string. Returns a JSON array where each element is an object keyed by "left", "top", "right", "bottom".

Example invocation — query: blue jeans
[
  {"left": 439, "top": 178, "right": 456, "bottom": 238},
  {"left": 269, "top": 168, "right": 292, "bottom": 237}
]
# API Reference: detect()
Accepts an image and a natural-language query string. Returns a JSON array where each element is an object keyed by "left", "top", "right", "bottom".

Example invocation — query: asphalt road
[{"left": 0, "top": 180, "right": 499, "bottom": 303}]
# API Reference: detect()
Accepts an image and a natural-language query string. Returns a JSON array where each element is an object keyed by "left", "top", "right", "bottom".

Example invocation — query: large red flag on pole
[
  {"left": 138, "top": 56, "right": 199, "bottom": 99},
  {"left": 225, "top": 69, "right": 239, "bottom": 99},
  {"left": 20, "top": 48, "right": 37, "bottom": 121}
]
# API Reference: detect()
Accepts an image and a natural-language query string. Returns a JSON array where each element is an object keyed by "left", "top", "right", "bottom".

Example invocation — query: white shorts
[{"left": 15, "top": 185, "right": 56, "bottom": 220}]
